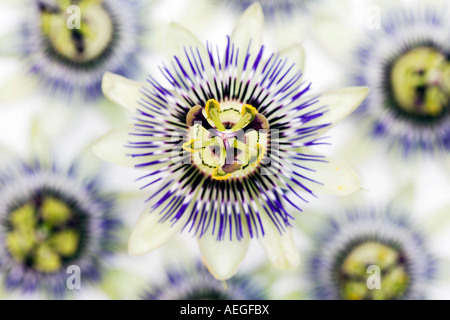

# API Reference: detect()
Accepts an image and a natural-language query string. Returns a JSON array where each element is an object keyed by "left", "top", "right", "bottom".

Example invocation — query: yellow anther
[
  {"left": 205, "top": 99, "right": 221, "bottom": 118},
  {"left": 251, "top": 144, "right": 265, "bottom": 167},
  {"left": 205, "top": 99, "right": 226, "bottom": 131},
  {"left": 232, "top": 104, "right": 258, "bottom": 131},
  {"left": 241, "top": 104, "right": 258, "bottom": 116},
  {"left": 182, "top": 138, "right": 201, "bottom": 153},
  {"left": 212, "top": 167, "right": 232, "bottom": 181}
]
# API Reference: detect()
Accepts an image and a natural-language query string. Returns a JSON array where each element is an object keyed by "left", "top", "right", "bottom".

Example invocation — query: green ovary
[
  {"left": 391, "top": 47, "right": 450, "bottom": 117},
  {"left": 183, "top": 100, "right": 268, "bottom": 181},
  {"left": 40, "top": 0, "right": 113, "bottom": 63},
  {"left": 6, "top": 196, "right": 81, "bottom": 273},
  {"left": 339, "top": 242, "right": 409, "bottom": 300}
]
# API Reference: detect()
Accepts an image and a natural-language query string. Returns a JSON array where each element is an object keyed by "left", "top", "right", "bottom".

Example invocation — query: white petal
[
  {"left": 166, "top": 0, "right": 218, "bottom": 40},
  {"left": 198, "top": 234, "right": 250, "bottom": 281},
  {"left": 308, "top": 86, "right": 369, "bottom": 129},
  {"left": 278, "top": 43, "right": 306, "bottom": 75},
  {"left": 258, "top": 221, "right": 299, "bottom": 271},
  {"left": 266, "top": 15, "right": 309, "bottom": 50},
  {"left": 165, "top": 22, "right": 206, "bottom": 57},
  {"left": 91, "top": 125, "right": 136, "bottom": 168},
  {"left": 231, "top": 3, "right": 264, "bottom": 62},
  {"left": 128, "top": 201, "right": 190, "bottom": 256},
  {"left": 98, "top": 98, "right": 130, "bottom": 127},
  {"left": 102, "top": 72, "right": 146, "bottom": 114},
  {"left": 291, "top": 150, "right": 360, "bottom": 196},
  {"left": 129, "top": 167, "right": 209, "bottom": 256}
]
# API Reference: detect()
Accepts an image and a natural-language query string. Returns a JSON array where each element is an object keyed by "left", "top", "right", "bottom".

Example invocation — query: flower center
[
  {"left": 5, "top": 195, "right": 82, "bottom": 273},
  {"left": 182, "top": 99, "right": 269, "bottom": 180},
  {"left": 338, "top": 241, "right": 409, "bottom": 300},
  {"left": 39, "top": 0, "right": 114, "bottom": 63},
  {"left": 391, "top": 47, "right": 450, "bottom": 118}
]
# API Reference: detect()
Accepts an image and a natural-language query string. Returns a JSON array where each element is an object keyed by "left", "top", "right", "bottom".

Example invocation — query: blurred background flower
[
  {"left": 305, "top": 206, "right": 437, "bottom": 300},
  {"left": 0, "top": 157, "right": 120, "bottom": 298},
  {"left": 0, "top": 111, "right": 125, "bottom": 298},
  {"left": 143, "top": 262, "right": 265, "bottom": 300},
  {"left": 0, "top": 111, "right": 150, "bottom": 300},
  {"left": 0, "top": 0, "right": 153, "bottom": 105},
  {"left": 310, "top": 0, "right": 450, "bottom": 183},
  {"left": 349, "top": 2, "right": 449, "bottom": 157}
]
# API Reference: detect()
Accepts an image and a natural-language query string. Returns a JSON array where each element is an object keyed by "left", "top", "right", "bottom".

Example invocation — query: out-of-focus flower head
[
  {"left": 0, "top": 158, "right": 120, "bottom": 298},
  {"left": 143, "top": 262, "right": 264, "bottom": 300},
  {"left": 312, "top": 0, "right": 450, "bottom": 158},
  {"left": 353, "top": 6, "right": 450, "bottom": 156},
  {"left": 306, "top": 206, "right": 436, "bottom": 300},
  {"left": 0, "top": 0, "right": 150, "bottom": 103},
  {"left": 93, "top": 3, "right": 368, "bottom": 281}
]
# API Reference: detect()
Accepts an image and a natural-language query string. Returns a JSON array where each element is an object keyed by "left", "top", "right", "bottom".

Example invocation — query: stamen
[
  {"left": 205, "top": 99, "right": 226, "bottom": 131},
  {"left": 40, "top": 0, "right": 113, "bottom": 63}
]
